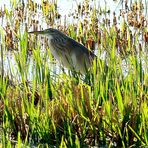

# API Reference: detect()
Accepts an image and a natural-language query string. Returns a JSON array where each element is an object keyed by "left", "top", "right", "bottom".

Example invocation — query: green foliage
[{"left": 0, "top": 0, "right": 148, "bottom": 147}]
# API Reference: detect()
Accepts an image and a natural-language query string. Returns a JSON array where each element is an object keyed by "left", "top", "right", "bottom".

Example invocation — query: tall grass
[
  {"left": 0, "top": 0, "right": 148, "bottom": 147},
  {"left": 0, "top": 26, "right": 147, "bottom": 147}
]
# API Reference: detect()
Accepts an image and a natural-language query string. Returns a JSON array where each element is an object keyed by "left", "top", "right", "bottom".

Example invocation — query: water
[{"left": 0, "top": 0, "right": 147, "bottom": 80}]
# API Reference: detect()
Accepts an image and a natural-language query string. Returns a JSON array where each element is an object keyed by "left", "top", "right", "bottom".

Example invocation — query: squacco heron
[{"left": 29, "top": 28, "right": 96, "bottom": 73}]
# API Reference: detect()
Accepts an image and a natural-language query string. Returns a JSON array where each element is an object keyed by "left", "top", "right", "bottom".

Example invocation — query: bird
[{"left": 28, "top": 28, "right": 97, "bottom": 74}]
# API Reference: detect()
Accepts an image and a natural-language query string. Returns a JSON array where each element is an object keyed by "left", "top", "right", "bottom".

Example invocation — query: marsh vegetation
[{"left": 0, "top": 0, "right": 148, "bottom": 147}]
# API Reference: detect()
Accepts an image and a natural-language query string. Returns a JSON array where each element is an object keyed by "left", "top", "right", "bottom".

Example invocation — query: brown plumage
[{"left": 29, "top": 28, "right": 96, "bottom": 73}]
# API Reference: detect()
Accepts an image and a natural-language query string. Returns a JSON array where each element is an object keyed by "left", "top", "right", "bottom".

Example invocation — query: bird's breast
[
  {"left": 47, "top": 36, "right": 69, "bottom": 67},
  {"left": 47, "top": 35, "right": 58, "bottom": 57}
]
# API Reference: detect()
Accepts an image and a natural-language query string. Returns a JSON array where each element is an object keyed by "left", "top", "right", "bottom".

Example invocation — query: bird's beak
[{"left": 28, "top": 30, "right": 45, "bottom": 35}]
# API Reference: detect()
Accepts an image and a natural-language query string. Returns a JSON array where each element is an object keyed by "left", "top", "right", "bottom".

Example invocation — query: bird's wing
[
  {"left": 51, "top": 36, "right": 96, "bottom": 71},
  {"left": 67, "top": 37, "right": 96, "bottom": 60},
  {"left": 51, "top": 35, "right": 95, "bottom": 58}
]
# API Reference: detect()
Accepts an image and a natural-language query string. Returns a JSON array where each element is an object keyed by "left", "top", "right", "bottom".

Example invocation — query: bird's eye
[{"left": 49, "top": 29, "right": 54, "bottom": 32}]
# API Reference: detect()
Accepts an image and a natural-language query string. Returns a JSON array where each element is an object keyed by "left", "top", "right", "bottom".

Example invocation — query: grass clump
[{"left": 0, "top": 45, "right": 147, "bottom": 147}]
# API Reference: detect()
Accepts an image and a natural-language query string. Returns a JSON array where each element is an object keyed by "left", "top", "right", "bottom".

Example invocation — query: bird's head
[{"left": 28, "top": 28, "right": 60, "bottom": 36}]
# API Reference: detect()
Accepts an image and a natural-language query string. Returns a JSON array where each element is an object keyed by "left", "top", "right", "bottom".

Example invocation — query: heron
[{"left": 29, "top": 28, "right": 97, "bottom": 74}]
